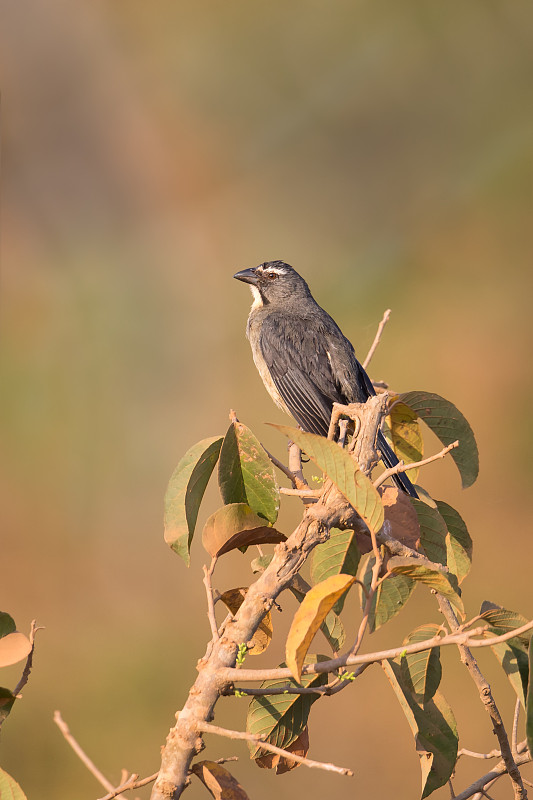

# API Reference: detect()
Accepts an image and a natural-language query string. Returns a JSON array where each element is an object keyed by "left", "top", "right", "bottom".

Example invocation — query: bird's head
[{"left": 233, "top": 261, "right": 311, "bottom": 307}]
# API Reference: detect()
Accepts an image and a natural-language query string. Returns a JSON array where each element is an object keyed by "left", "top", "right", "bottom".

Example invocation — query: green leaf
[
  {"left": 0, "top": 614, "right": 16, "bottom": 639},
  {"left": 412, "top": 485, "right": 438, "bottom": 508},
  {"left": 0, "top": 767, "right": 27, "bottom": 800},
  {"left": 400, "top": 391, "right": 479, "bottom": 489},
  {"left": 480, "top": 602, "right": 532, "bottom": 706},
  {"left": 389, "top": 402, "right": 423, "bottom": 483},
  {"left": 202, "top": 503, "right": 285, "bottom": 558},
  {"left": 445, "top": 535, "right": 471, "bottom": 586},
  {"left": 527, "top": 637, "right": 533, "bottom": 760},
  {"left": 437, "top": 501, "right": 472, "bottom": 584},
  {"left": 383, "top": 660, "right": 458, "bottom": 798},
  {"left": 251, "top": 554, "right": 273, "bottom": 574},
  {"left": 479, "top": 602, "right": 532, "bottom": 646},
  {"left": 218, "top": 421, "right": 279, "bottom": 524},
  {"left": 0, "top": 688, "right": 16, "bottom": 725},
  {"left": 435, "top": 501, "right": 473, "bottom": 559},
  {"left": 310, "top": 529, "right": 360, "bottom": 613},
  {"left": 410, "top": 499, "right": 448, "bottom": 566},
  {"left": 319, "top": 610, "right": 346, "bottom": 654},
  {"left": 290, "top": 577, "right": 346, "bottom": 654},
  {"left": 388, "top": 557, "right": 464, "bottom": 619},
  {"left": 400, "top": 624, "right": 442, "bottom": 703},
  {"left": 164, "top": 436, "right": 223, "bottom": 565},
  {"left": 359, "top": 553, "right": 416, "bottom": 632},
  {"left": 270, "top": 425, "right": 384, "bottom": 534},
  {"left": 246, "top": 655, "right": 329, "bottom": 759}
]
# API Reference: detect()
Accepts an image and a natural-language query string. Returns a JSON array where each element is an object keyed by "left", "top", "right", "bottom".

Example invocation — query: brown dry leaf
[
  {"left": 220, "top": 588, "right": 273, "bottom": 655},
  {"left": 286, "top": 573, "right": 357, "bottom": 682},
  {"left": 382, "top": 486, "right": 421, "bottom": 550},
  {"left": 0, "top": 633, "right": 32, "bottom": 668},
  {"left": 191, "top": 760, "right": 250, "bottom": 800},
  {"left": 255, "top": 727, "right": 309, "bottom": 773},
  {"left": 202, "top": 503, "right": 286, "bottom": 558}
]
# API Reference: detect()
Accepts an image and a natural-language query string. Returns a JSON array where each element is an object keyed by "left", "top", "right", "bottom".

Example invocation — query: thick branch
[
  {"left": 437, "top": 597, "right": 528, "bottom": 800},
  {"left": 150, "top": 396, "right": 390, "bottom": 799},
  {"left": 150, "top": 495, "right": 348, "bottom": 798}
]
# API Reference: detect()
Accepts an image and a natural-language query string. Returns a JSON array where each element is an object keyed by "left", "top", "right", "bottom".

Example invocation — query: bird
[{"left": 233, "top": 260, "right": 418, "bottom": 497}]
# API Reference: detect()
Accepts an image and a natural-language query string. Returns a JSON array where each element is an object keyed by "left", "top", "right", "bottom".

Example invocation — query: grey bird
[{"left": 233, "top": 260, "right": 417, "bottom": 497}]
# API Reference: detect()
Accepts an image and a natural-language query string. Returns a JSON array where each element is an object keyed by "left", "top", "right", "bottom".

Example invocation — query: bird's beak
[{"left": 233, "top": 268, "right": 259, "bottom": 285}]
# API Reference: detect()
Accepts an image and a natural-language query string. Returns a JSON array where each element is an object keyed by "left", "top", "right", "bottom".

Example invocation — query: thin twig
[
  {"left": 203, "top": 558, "right": 219, "bottom": 642},
  {"left": 437, "top": 598, "right": 528, "bottom": 800},
  {"left": 98, "top": 772, "right": 159, "bottom": 800},
  {"left": 349, "top": 535, "right": 385, "bottom": 657},
  {"left": 512, "top": 698, "right": 521, "bottom": 755},
  {"left": 54, "top": 711, "right": 128, "bottom": 799},
  {"left": 449, "top": 778, "right": 457, "bottom": 798},
  {"left": 453, "top": 749, "right": 532, "bottom": 800},
  {"left": 13, "top": 620, "right": 43, "bottom": 699},
  {"left": 363, "top": 309, "right": 391, "bottom": 370},
  {"left": 221, "top": 620, "right": 533, "bottom": 683},
  {"left": 225, "top": 664, "right": 371, "bottom": 697},
  {"left": 374, "top": 440, "right": 459, "bottom": 488},
  {"left": 263, "top": 447, "right": 298, "bottom": 488},
  {"left": 459, "top": 748, "right": 502, "bottom": 760},
  {"left": 197, "top": 721, "right": 353, "bottom": 776}
]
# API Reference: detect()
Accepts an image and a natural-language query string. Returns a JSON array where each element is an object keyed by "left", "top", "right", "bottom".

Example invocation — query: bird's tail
[{"left": 377, "top": 430, "right": 419, "bottom": 498}]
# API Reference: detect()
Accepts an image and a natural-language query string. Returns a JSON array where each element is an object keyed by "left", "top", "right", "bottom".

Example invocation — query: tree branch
[
  {"left": 98, "top": 772, "right": 159, "bottom": 800},
  {"left": 373, "top": 440, "right": 459, "bottom": 489},
  {"left": 437, "top": 597, "right": 528, "bottom": 800},
  {"left": 363, "top": 309, "right": 391, "bottom": 370},
  {"left": 150, "top": 397, "right": 389, "bottom": 799},
  {"left": 512, "top": 698, "right": 521, "bottom": 755},
  {"left": 54, "top": 711, "right": 128, "bottom": 799},
  {"left": 453, "top": 747, "right": 531, "bottom": 800},
  {"left": 459, "top": 748, "right": 502, "bottom": 760},
  {"left": 13, "top": 619, "right": 43, "bottom": 699},
  {"left": 220, "top": 620, "right": 533, "bottom": 683},
  {"left": 203, "top": 558, "right": 219, "bottom": 642},
  {"left": 197, "top": 721, "right": 353, "bottom": 776}
]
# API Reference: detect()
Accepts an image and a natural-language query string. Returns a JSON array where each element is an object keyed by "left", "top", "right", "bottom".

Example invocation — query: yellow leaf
[
  {"left": 286, "top": 574, "right": 357, "bottom": 681},
  {"left": 388, "top": 402, "right": 423, "bottom": 483}
]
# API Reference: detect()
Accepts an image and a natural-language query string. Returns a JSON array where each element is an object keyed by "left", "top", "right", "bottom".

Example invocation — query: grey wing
[
  {"left": 323, "top": 325, "right": 376, "bottom": 403},
  {"left": 259, "top": 313, "right": 345, "bottom": 435}
]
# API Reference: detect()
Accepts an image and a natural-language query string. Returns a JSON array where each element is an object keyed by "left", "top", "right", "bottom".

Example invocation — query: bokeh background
[{"left": 1, "top": 2, "right": 532, "bottom": 798}]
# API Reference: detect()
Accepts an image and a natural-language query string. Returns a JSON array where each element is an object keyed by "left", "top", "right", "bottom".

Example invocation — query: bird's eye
[{"left": 266, "top": 272, "right": 277, "bottom": 280}]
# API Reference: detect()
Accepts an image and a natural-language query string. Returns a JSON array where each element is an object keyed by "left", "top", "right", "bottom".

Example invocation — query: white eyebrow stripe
[{"left": 263, "top": 266, "right": 287, "bottom": 275}]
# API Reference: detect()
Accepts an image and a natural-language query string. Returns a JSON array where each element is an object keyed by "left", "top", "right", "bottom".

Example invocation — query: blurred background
[{"left": 1, "top": 1, "right": 532, "bottom": 798}]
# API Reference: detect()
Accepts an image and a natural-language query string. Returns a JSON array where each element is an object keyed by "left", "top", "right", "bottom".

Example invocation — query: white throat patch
[{"left": 249, "top": 285, "right": 263, "bottom": 310}]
